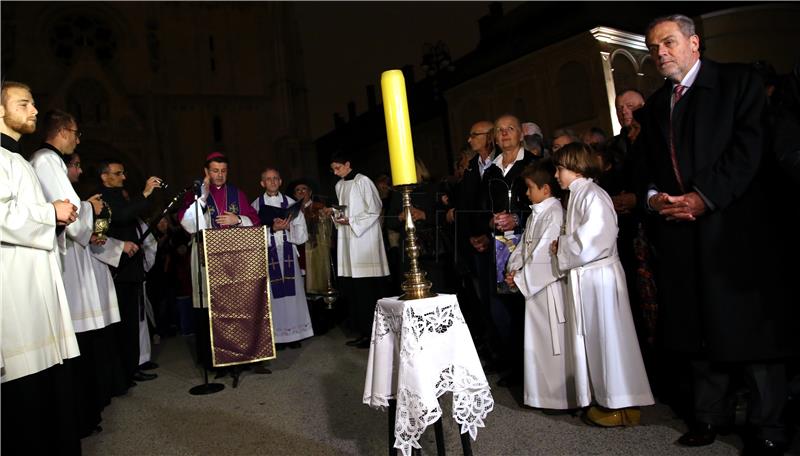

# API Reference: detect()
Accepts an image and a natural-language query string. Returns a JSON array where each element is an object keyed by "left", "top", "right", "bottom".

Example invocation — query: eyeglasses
[
  {"left": 68, "top": 162, "right": 82, "bottom": 169},
  {"left": 64, "top": 128, "right": 82, "bottom": 138},
  {"left": 495, "top": 126, "right": 517, "bottom": 134},
  {"left": 469, "top": 131, "right": 491, "bottom": 138},
  {"left": 105, "top": 170, "right": 126, "bottom": 177}
]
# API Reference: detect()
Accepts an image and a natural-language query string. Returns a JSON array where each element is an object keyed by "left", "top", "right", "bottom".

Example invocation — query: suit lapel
[
  {"left": 688, "top": 60, "right": 717, "bottom": 182},
  {"left": 677, "top": 60, "right": 717, "bottom": 187}
]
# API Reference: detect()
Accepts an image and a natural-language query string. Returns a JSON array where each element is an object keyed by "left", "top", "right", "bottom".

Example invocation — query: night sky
[{"left": 296, "top": 2, "right": 520, "bottom": 140}]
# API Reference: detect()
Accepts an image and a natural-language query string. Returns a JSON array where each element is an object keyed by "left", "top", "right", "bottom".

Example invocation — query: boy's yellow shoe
[{"left": 583, "top": 406, "right": 641, "bottom": 427}]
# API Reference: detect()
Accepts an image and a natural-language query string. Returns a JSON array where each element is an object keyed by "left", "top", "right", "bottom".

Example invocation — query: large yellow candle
[{"left": 381, "top": 69, "right": 417, "bottom": 186}]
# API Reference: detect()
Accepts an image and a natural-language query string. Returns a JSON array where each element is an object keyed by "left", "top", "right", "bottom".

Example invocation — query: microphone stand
[
  {"left": 138, "top": 186, "right": 192, "bottom": 245},
  {"left": 188, "top": 184, "right": 225, "bottom": 395}
]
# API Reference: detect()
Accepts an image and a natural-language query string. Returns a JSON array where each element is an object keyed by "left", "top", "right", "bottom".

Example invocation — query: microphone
[{"left": 193, "top": 179, "right": 203, "bottom": 197}]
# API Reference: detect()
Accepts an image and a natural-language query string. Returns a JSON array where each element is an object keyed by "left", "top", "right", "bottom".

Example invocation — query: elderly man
[
  {"left": 450, "top": 120, "right": 498, "bottom": 363},
  {"left": 251, "top": 168, "right": 314, "bottom": 349},
  {"left": 1, "top": 80, "right": 81, "bottom": 454},
  {"left": 637, "top": 14, "right": 791, "bottom": 453},
  {"left": 615, "top": 90, "right": 645, "bottom": 143},
  {"left": 598, "top": 90, "right": 653, "bottom": 352}
]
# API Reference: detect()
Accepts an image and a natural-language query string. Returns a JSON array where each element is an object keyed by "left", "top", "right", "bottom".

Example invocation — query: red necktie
[{"left": 669, "top": 84, "right": 687, "bottom": 192}]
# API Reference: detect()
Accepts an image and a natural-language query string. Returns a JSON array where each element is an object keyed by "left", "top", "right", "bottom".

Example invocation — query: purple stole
[
  {"left": 257, "top": 194, "right": 296, "bottom": 298},
  {"left": 207, "top": 184, "right": 241, "bottom": 229}
]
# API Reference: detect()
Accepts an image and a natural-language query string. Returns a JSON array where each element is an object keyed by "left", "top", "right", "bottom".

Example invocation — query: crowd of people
[{"left": 3, "top": 13, "right": 800, "bottom": 455}]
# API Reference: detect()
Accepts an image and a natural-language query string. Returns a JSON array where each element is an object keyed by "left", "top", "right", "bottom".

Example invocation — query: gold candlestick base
[{"left": 397, "top": 184, "right": 436, "bottom": 301}]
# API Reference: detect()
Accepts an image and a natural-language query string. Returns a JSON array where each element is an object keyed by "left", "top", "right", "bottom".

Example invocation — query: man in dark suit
[
  {"left": 99, "top": 159, "right": 162, "bottom": 384},
  {"left": 637, "top": 14, "right": 791, "bottom": 454},
  {"left": 451, "top": 120, "right": 496, "bottom": 364}
]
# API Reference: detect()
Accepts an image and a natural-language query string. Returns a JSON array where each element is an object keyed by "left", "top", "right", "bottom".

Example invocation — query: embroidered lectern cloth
[{"left": 202, "top": 226, "right": 275, "bottom": 366}]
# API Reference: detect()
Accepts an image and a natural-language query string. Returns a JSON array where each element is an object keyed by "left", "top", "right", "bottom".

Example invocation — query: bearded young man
[{"left": 1, "top": 80, "right": 82, "bottom": 454}]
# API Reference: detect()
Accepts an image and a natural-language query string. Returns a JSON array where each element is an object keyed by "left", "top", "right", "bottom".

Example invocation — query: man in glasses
[
  {"left": 99, "top": 158, "right": 163, "bottom": 386},
  {"left": 30, "top": 110, "right": 130, "bottom": 435},
  {"left": 29, "top": 110, "right": 87, "bottom": 246},
  {"left": 450, "top": 120, "right": 498, "bottom": 372}
]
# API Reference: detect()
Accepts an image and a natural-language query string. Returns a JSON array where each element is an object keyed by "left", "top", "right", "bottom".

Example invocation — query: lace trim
[
  {"left": 394, "top": 388, "right": 442, "bottom": 454},
  {"left": 390, "top": 364, "right": 494, "bottom": 456},
  {"left": 401, "top": 304, "right": 466, "bottom": 361},
  {"left": 435, "top": 365, "right": 494, "bottom": 440},
  {"left": 373, "top": 305, "right": 403, "bottom": 342}
]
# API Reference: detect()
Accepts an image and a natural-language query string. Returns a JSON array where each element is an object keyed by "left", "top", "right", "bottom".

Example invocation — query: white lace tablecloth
[{"left": 363, "top": 294, "right": 494, "bottom": 456}]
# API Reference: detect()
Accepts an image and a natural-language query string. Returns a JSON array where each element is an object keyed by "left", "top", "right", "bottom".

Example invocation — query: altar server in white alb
[
  {"left": 328, "top": 153, "right": 390, "bottom": 349},
  {"left": 505, "top": 160, "right": 589, "bottom": 411},
  {"left": 1, "top": 81, "right": 82, "bottom": 454},
  {"left": 251, "top": 167, "right": 314, "bottom": 348},
  {"left": 551, "top": 142, "right": 653, "bottom": 427}
]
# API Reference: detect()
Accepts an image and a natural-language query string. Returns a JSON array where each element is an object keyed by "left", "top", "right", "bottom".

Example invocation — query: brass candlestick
[{"left": 398, "top": 185, "right": 436, "bottom": 300}]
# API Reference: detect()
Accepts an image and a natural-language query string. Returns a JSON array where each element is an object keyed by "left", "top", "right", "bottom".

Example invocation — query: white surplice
[
  {"left": 139, "top": 220, "right": 158, "bottom": 364},
  {"left": 30, "top": 149, "right": 114, "bottom": 332},
  {"left": 1, "top": 145, "right": 80, "bottom": 383},
  {"left": 29, "top": 147, "right": 81, "bottom": 255},
  {"left": 251, "top": 193, "right": 314, "bottom": 343},
  {"left": 89, "top": 237, "right": 125, "bottom": 326},
  {"left": 61, "top": 202, "right": 111, "bottom": 331},
  {"left": 90, "top": 236, "right": 123, "bottom": 325},
  {"left": 556, "top": 177, "right": 653, "bottom": 409},
  {"left": 334, "top": 173, "right": 389, "bottom": 278},
  {"left": 507, "top": 197, "right": 589, "bottom": 409}
]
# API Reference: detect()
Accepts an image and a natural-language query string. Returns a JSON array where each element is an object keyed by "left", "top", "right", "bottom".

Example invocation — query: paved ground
[{"left": 83, "top": 326, "right": 743, "bottom": 455}]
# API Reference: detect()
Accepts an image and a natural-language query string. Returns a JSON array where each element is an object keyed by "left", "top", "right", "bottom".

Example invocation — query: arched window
[{"left": 611, "top": 51, "right": 638, "bottom": 94}]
